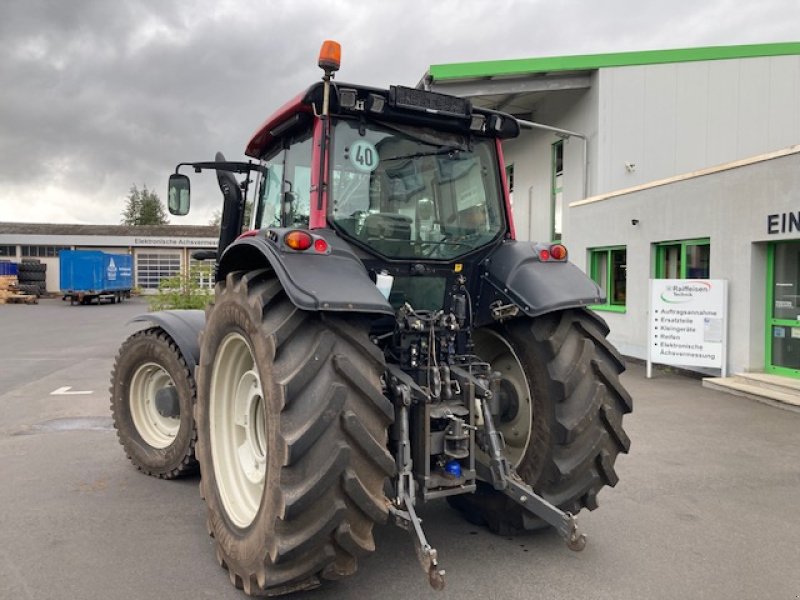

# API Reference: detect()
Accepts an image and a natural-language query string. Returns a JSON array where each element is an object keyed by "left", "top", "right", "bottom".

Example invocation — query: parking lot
[{"left": 1, "top": 298, "right": 799, "bottom": 600}]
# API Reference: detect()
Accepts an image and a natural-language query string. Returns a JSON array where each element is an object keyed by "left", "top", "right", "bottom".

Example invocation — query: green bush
[{"left": 148, "top": 265, "right": 214, "bottom": 311}]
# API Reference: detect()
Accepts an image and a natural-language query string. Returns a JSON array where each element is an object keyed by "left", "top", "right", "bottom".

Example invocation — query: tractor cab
[
  {"left": 241, "top": 47, "right": 520, "bottom": 316},
  {"left": 248, "top": 89, "right": 516, "bottom": 262}
]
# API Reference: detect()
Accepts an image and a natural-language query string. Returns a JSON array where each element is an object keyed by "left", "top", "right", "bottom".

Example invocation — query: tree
[
  {"left": 148, "top": 265, "right": 214, "bottom": 311},
  {"left": 121, "top": 184, "right": 170, "bottom": 226}
]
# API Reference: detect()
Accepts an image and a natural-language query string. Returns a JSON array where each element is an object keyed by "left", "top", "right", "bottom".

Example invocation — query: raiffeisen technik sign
[{"left": 648, "top": 279, "right": 728, "bottom": 377}]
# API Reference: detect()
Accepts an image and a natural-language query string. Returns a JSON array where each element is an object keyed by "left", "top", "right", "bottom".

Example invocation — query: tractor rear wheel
[
  {"left": 110, "top": 328, "right": 199, "bottom": 478},
  {"left": 195, "top": 269, "right": 393, "bottom": 596},
  {"left": 449, "top": 308, "right": 632, "bottom": 534}
]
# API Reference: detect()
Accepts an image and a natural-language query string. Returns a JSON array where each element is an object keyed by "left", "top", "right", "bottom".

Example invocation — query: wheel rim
[
  {"left": 129, "top": 362, "right": 180, "bottom": 449},
  {"left": 210, "top": 332, "right": 267, "bottom": 528},
  {"left": 473, "top": 330, "right": 533, "bottom": 468}
]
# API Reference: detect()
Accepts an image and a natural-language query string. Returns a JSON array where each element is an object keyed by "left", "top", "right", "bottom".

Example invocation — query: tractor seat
[{"left": 362, "top": 213, "right": 412, "bottom": 256}]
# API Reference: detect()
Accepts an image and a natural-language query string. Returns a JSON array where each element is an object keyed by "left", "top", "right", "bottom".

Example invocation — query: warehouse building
[
  {"left": 0, "top": 223, "right": 218, "bottom": 294},
  {"left": 422, "top": 42, "right": 800, "bottom": 396}
]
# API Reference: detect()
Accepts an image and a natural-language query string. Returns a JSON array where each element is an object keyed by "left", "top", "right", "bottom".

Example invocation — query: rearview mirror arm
[{"left": 173, "top": 161, "right": 267, "bottom": 176}]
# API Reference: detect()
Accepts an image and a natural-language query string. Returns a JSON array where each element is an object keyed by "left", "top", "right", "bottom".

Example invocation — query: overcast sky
[{"left": 1, "top": 0, "right": 798, "bottom": 225}]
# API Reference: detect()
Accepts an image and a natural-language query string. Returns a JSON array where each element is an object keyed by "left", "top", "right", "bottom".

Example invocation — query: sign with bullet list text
[{"left": 647, "top": 279, "right": 728, "bottom": 377}]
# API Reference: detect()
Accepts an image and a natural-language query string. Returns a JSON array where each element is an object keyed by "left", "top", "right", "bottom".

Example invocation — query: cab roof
[{"left": 245, "top": 81, "right": 520, "bottom": 159}]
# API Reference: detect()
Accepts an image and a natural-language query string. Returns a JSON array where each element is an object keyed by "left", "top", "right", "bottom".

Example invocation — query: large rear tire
[
  {"left": 196, "top": 269, "right": 393, "bottom": 596},
  {"left": 110, "top": 328, "right": 199, "bottom": 478},
  {"left": 449, "top": 308, "right": 632, "bottom": 534}
]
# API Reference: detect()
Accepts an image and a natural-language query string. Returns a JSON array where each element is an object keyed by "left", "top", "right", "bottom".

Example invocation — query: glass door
[{"left": 766, "top": 241, "right": 800, "bottom": 377}]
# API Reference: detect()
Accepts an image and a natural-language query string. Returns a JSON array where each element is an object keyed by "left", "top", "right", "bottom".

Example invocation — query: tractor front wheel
[{"left": 195, "top": 269, "right": 394, "bottom": 596}]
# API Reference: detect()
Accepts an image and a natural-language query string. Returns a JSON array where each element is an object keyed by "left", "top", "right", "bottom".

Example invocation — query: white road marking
[{"left": 50, "top": 386, "right": 93, "bottom": 396}]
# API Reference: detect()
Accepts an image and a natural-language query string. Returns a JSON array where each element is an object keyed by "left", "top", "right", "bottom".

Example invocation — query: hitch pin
[{"left": 445, "top": 414, "right": 477, "bottom": 431}]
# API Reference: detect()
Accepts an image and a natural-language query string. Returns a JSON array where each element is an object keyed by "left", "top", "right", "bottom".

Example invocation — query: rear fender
[
  {"left": 129, "top": 310, "right": 205, "bottom": 373},
  {"left": 475, "top": 240, "right": 605, "bottom": 326},
  {"left": 217, "top": 229, "right": 394, "bottom": 316}
]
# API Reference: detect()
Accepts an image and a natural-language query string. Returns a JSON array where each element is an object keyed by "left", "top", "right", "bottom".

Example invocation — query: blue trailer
[{"left": 59, "top": 250, "right": 133, "bottom": 305}]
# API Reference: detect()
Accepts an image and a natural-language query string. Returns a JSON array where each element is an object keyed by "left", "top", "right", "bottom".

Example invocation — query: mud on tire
[
  {"left": 110, "top": 328, "right": 199, "bottom": 478},
  {"left": 449, "top": 308, "right": 632, "bottom": 534},
  {"left": 196, "top": 269, "right": 393, "bottom": 596}
]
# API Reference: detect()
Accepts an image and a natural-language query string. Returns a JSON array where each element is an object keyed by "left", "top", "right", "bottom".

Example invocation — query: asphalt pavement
[{"left": 1, "top": 298, "right": 798, "bottom": 600}]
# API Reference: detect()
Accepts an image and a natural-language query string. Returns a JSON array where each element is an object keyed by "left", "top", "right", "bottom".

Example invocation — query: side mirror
[
  {"left": 168, "top": 174, "right": 191, "bottom": 216},
  {"left": 282, "top": 190, "right": 297, "bottom": 217}
]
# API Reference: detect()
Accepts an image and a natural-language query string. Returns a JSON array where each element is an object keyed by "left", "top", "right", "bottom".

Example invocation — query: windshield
[{"left": 330, "top": 119, "right": 505, "bottom": 260}]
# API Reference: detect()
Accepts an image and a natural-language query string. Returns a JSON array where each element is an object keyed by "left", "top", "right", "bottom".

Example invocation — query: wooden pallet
[
  {"left": 0, "top": 293, "right": 38, "bottom": 305},
  {"left": 0, "top": 275, "right": 18, "bottom": 291}
]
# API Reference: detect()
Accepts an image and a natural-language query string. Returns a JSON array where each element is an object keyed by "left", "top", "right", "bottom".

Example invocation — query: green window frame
[
  {"left": 589, "top": 246, "right": 626, "bottom": 312},
  {"left": 765, "top": 242, "right": 800, "bottom": 378},
  {"left": 654, "top": 238, "right": 710, "bottom": 279},
  {"left": 551, "top": 140, "right": 563, "bottom": 242}
]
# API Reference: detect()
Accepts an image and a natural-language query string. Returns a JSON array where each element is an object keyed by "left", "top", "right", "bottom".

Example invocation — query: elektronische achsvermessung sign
[{"left": 647, "top": 279, "right": 728, "bottom": 378}]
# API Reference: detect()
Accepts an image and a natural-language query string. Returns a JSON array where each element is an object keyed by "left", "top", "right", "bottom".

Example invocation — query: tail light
[
  {"left": 535, "top": 243, "right": 568, "bottom": 262},
  {"left": 539, "top": 248, "right": 551, "bottom": 261},
  {"left": 550, "top": 244, "right": 568, "bottom": 260},
  {"left": 284, "top": 230, "right": 313, "bottom": 251},
  {"left": 282, "top": 230, "right": 330, "bottom": 254}
]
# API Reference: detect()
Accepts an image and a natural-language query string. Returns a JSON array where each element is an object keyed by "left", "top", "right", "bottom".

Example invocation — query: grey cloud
[{"left": 1, "top": 0, "right": 798, "bottom": 223}]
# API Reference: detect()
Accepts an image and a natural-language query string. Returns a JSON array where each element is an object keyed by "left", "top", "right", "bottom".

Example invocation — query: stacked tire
[{"left": 17, "top": 259, "right": 47, "bottom": 297}]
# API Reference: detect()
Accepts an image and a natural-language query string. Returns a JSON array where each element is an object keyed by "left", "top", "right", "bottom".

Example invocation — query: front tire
[
  {"left": 110, "top": 328, "right": 199, "bottom": 478},
  {"left": 196, "top": 269, "right": 393, "bottom": 596},
  {"left": 449, "top": 308, "right": 632, "bottom": 534}
]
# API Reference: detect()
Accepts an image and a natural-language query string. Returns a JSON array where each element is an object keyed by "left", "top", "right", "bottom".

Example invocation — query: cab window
[
  {"left": 330, "top": 119, "right": 504, "bottom": 260},
  {"left": 254, "top": 130, "right": 313, "bottom": 229}
]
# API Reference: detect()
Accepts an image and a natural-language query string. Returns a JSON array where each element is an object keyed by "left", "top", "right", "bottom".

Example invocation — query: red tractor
[{"left": 110, "top": 41, "right": 631, "bottom": 596}]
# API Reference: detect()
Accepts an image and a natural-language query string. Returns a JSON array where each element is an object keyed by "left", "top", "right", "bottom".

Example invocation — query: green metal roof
[{"left": 429, "top": 41, "right": 800, "bottom": 81}]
